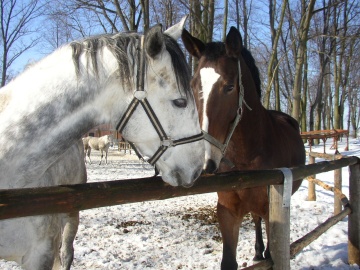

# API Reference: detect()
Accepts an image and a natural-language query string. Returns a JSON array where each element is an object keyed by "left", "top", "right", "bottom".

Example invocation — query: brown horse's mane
[
  {"left": 202, "top": 42, "right": 262, "bottom": 99},
  {"left": 241, "top": 47, "right": 262, "bottom": 99}
]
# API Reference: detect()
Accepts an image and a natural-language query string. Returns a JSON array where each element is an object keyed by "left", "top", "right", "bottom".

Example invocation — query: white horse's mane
[{"left": 69, "top": 32, "right": 192, "bottom": 96}]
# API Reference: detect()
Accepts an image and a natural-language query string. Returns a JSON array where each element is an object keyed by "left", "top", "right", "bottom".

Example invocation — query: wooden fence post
[
  {"left": 308, "top": 155, "right": 316, "bottom": 201},
  {"left": 334, "top": 167, "right": 342, "bottom": 215},
  {"left": 348, "top": 160, "right": 360, "bottom": 265},
  {"left": 269, "top": 184, "right": 290, "bottom": 270}
]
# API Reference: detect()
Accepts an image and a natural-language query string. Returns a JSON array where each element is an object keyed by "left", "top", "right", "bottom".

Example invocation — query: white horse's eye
[{"left": 173, "top": 98, "right": 187, "bottom": 108}]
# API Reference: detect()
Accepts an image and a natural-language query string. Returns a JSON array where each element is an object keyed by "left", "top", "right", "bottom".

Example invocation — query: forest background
[{"left": 1, "top": 0, "right": 359, "bottom": 137}]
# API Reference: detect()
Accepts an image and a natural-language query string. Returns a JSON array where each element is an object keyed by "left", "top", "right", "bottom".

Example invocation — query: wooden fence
[
  {"left": 0, "top": 156, "right": 359, "bottom": 269},
  {"left": 307, "top": 151, "right": 346, "bottom": 215},
  {"left": 300, "top": 129, "right": 349, "bottom": 153},
  {"left": 118, "top": 141, "right": 132, "bottom": 154}
]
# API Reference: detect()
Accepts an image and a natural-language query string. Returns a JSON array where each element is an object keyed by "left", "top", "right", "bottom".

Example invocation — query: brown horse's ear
[
  {"left": 181, "top": 28, "right": 205, "bottom": 59},
  {"left": 145, "top": 24, "right": 165, "bottom": 59},
  {"left": 225, "top": 27, "right": 243, "bottom": 58}
]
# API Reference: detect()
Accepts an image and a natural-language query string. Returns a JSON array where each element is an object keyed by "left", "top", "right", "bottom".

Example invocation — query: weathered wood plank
[
  {"left": 269, "top": 184, "right": 290, "bottom": 270},
  {"left": 307, "top": 155, "right": 316, "bottom": 201},
  {"left": 0, "top": 156, "right": 358, "bottom": 220}
]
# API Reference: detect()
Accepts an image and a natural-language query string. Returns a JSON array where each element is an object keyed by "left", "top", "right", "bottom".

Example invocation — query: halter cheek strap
[{"left": 115, "top": 35, "right": 203, "bottom": 166}]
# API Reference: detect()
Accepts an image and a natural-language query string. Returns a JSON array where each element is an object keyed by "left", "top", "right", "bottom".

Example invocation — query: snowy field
[{"left": 1, "top": 137, "right": 360, "bottom": 269}]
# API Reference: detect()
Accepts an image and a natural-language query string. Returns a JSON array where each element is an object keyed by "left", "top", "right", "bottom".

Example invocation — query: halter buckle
[{"left": 134, "top": 90, "right": 147, "bottom": 100}]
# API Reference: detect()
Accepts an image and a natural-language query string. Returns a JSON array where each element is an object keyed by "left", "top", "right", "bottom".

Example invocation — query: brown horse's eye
[
  {"left": 173, "top": 98, "right": 187, "bottom": 108},
  {"left": 224, "top": 85, "right": 234, "bottom": 93}
]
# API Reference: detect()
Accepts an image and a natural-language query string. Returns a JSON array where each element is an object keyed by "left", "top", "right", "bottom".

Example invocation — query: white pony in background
[
  {"left": 82, "top": 135, "right": 112, "bottom": 165},
  {"left": 0, "top": 16, "right": 204, "bottom": 270}
]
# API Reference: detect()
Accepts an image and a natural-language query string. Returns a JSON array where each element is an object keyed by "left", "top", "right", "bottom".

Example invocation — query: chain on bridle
[
  {"left": 202, "top": 60, "right": 251, "bottom": 167},
  {"left": 115, "top": 35, "right": 203, "bottom": 166}
]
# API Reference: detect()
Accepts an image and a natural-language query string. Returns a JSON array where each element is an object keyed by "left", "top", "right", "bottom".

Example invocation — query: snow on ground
[{"left": 1, "top": 137, "right": 360, "bottom": 269}]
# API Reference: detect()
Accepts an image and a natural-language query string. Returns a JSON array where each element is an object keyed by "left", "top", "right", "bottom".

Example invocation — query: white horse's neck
[{"left": 0, "top": 45, "right": 124, "bottom": 187}]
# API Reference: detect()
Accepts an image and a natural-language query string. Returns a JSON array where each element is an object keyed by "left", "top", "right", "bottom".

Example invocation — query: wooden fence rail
[
  {"left": 300, "top": 129, "right": 349, "bottom": 153},
  {"left": 0, "top": 156, "right": 359, "bottom": 269},
  {"left": 307, "top": 151, "right": 345, "bottom": 215},
  {"left": 0, "top": 156, "right": 358, "bottom": 219}
]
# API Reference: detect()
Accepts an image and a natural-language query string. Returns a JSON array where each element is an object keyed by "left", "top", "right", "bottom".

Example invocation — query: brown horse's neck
[
  {"left": 229, "top": 104, "right": 269, "bottom": 169},
  {"left": 221, "top": 60, "right": 270, "bottom": 171}
]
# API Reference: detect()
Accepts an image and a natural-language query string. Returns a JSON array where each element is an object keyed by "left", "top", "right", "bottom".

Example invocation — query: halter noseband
[
  {"left": 202, "top": 60, "right": 251, "bottom": 167},
  {"left": 115, "top": 35, "right": 203, "bottom": 166}
]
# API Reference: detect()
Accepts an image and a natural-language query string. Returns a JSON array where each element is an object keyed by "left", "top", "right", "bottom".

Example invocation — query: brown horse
[{"left": 182, "top": 27, "right": 305, "bottom": 269}]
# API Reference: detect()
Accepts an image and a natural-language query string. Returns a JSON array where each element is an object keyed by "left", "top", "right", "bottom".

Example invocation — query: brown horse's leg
[
  {"left": 252, "top": 213, "right": 265, "bottom": 261},
  {"left": 217, "top": 194, "right": 242, "bottom": 270}
]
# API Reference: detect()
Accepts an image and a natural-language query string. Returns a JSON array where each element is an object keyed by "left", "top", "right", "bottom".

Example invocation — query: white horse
[
  {"left": 0, "top": 16, "right": 204, "bottom": 270},
  {"left": 82, "top": 135, "right": 112, "bottom": 165}
]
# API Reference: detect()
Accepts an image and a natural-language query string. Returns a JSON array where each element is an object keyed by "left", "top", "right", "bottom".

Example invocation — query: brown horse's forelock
[
  {"left": 202, "top": 41, "right": 262, "bottom": 99},
  {"left": 70, "top": 32, "right": 191, "bottom": 96}
]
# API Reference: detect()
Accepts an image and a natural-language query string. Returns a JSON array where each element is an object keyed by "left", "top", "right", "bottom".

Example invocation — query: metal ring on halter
[
  {"left": 134, "top": 90, "right": 147, "bottom": 100},
  {"left": 161, "top": 139, "right": 173, "bottom": 147}
]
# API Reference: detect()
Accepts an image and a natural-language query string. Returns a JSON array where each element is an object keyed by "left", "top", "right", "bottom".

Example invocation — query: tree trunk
[
  {"left": 264, "top": 0, "right": 287, "bottom": 110},
  {"left": 241, "top": 0, "right": 249, "bottom": 47},
  {"left": 324, "top": 60, "right": 331, "bottom": 130},
  {"left": 222, "top": 0, "right": 228, "bottom": 41},
  {"left": 207, "top": 0, "right": 214, "bottom": 42},
  {"left": 300, "top": 49, "right": 308, "bottom": 132},
  {"left": 140, "top": 0, "right": 149, "bottom": 31},
  {"left": 291, "top": 0, "right": 316, "bottom": 122}
]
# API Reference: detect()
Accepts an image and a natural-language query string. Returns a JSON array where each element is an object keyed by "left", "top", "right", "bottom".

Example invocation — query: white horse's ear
[
  {"left": 145, "top": 24, "right": 165, "bottom": 59},
  {"left": 164, "top": 15, "right": 188, "bottom": 40}
]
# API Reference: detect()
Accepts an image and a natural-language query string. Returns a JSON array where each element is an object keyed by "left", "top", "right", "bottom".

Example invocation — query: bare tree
[
  {"left": 308, "top": 0, "right": 335, "bottom": 132},
  {"left": 63, "top": 0, "right": 142, "bottom": 33},
  {"left": 183, "top": 0, "right": 215, "bottom": 43},
  {"left": 0, "top": 0, "right": 44, "bottom": 86},
  {"left": 150, "top": 0, "right": 186, "bottom": 29},
  {"left": 332, "top": 0, "right": 358, "bottom": 130},
  {"left": 228, "top": 0, "right": 253, "bottom": 49},
  {"left": 140, "top": 0, "right": 149, "bottom": 30},
  {"left": 43, "top": 3, "right": 95, "bottom": 50},
  {"left": 291, "top": 0, "right": 316, "bottom": 122},
  {"left": 222, "top": 0, "right": 228, "bottom": 41},
  {"left": 263, "top": 0, "right": 288, "bottom": 110}
]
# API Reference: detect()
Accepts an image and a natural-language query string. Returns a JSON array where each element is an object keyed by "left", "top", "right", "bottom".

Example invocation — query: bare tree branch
[{"left": 0, "top": 0, "right": 45, "bottom": 86}]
